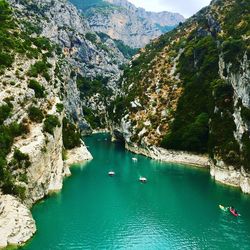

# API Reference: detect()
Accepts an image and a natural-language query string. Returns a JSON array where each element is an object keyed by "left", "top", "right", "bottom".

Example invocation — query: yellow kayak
[{"left": 219, "top": 205, "right": 228, "bottom": 211}]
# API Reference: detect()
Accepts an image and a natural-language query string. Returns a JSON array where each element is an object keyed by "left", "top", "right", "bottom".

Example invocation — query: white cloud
[{"left": 128, "top": 0, "right": 211, "bottom": 17}]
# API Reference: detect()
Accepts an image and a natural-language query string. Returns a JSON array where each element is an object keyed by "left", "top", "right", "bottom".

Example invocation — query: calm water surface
[{"left": 21, "top": 134, "right": 250, "bottom": 249}]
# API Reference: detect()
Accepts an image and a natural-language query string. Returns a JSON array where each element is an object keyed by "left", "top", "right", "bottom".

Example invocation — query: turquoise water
[{"left": 21, "top": 134, "right": 250, "bottom": 249}]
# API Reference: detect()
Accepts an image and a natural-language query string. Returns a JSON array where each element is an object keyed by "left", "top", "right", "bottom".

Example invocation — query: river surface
[{"left": 21, "top": 134, "right": 250, "bottom": 250}]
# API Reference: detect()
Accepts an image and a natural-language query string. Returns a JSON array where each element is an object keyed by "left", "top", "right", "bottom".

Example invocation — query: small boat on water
[
  {"left": 139, "top": 177, "right": 147, "bottom": 183},
  {"left": 108, "top": 171, "right": 115, "bottom": 176},
  {"left": 132, "top": 157, "right": 138, "bottom": 162},
  {"left": 229, "top": 207, "right": 240, "bottom": 217},
  {"left": 219, "top": 205, "right": 228, "bottom": 212},
  {"left": 219, "top": 205, "right": 240, "bottom": 217}
]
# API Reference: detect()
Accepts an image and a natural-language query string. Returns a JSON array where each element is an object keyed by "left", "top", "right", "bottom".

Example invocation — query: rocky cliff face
[
  {"left": 69, "top": 0, "right": 185, "bottom": 48},
  {"left": 112, "top": 0, "right": 250, "bottom": 193},
  {"left": 210, "top": 50, "right": 250, "bottom": 192},
  {"left": 8, "top": 0, "right": 128, "bottom": 132},
  {"left": 0, "top": 195, "right": 36, "bottom": 248},
  {"left": 0, "top": 1, "right": 93, "bottom": 247}
]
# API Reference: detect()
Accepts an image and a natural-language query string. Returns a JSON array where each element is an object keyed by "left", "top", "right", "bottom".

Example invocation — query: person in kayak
[
  {"left": 229, "top": 207, "right": 238, "bottom": 216},
  {"left": 230, "top": 206, "right": 235, "bottom": 212}
]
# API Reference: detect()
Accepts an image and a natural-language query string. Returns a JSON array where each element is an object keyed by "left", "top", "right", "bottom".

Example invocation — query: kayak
[
  {"left": 229, "top": 208, "right": 239, "bottom": 217},
  {"left": 219, "top": 205, "right": 240, "bottom": 217},
  {"left": 219, "top": 205, "right": 228, "bottom": 212}
]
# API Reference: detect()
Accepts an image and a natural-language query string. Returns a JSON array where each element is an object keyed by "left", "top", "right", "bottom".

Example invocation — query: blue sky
[{"left": 129, "top": 0, "right": 211, "bottom": 17}]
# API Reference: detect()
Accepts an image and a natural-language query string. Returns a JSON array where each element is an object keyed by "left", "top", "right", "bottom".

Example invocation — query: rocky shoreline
[
  {"left": 0, "top": 142, "right": 93, "bottom": 249},
  {"left": 126, "top": 143, "right": 210, "bottom": 168},
  {"left": 0, "top": 195, "right": 36, "bottom": 248},
  {"left": 125, "top": 143, "right": 250, "bottom": 194},
  {"left": 210, "top": 161, "right": 250, "bottom": 194},
  {"left": 64, "top": 140, "right": 93, "bottom": 167}
]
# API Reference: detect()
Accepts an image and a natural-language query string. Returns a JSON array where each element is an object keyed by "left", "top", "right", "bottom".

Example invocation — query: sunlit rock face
[
  {"left": 70, "top": 0, "right": 185, "bottom": 48},
  {"left": 111, "top": 0, "right": 250, "bottom": 192}
]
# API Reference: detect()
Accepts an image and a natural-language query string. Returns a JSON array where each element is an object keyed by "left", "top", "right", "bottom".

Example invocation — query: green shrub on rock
[
  {"left": 28, "top": 79, "right": 46, "bottom": 98},
  {"left": 28, "top": 106, "right": 44, "bottom": 123},
  {"left": 56, "top": 103, "right": 64, "bottom": 114},
  {"left": 11, "top": 148, "right": 31, "bottom": 169},
  {"left": 241, "top": 106, "right": 250, "bottom": 122},
  {"left": 28, "top": 60, "right": 51, "bottom": 78},
  {"left": 0, "top": 52, "right": 13, "bottom": 68},
  {"left": 85, "top": 32, "right": 97, "bottom": 43},
  {"left": 62, "top": 118, "right": 81, "bottom": 149},
  {"left": 43, "top": 115, "right": 61, "bottom": 135},
  {"left": 0, "top": 102, "right": 13, "bottom": 125}
]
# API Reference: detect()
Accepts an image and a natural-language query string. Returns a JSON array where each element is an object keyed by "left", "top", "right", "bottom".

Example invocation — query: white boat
[
  {"left": 108, "top": 171, "right": 115, "bottom": 176},
  {"left": 132, "top": 157, "right": 138, "bottom": 162},
  {"left": 139, "top": 177, "right": 147, "bottom": 183}
]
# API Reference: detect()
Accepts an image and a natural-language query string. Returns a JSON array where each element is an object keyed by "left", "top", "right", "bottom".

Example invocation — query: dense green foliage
[
  {"left": 0, "top": 122, "right": 27, "bottom": 160},
  {"left": 28, "top": 106, "right": 44, "bottom": 123},
  {"left": 242, "top": 132, "right": 250, "bottom": 171},
  {"left": 0, "top": 102, "right": 13, "bottom": 125},
  {"left": 11, "top": 148, "right": 31, "bottom": 169},
  {"left": 85, "top": 32, "right": 97, "bottom": 43},
  {"left": 222, "top": 0, "right": 250, "bottom": 39},
  {"left": 0, "top": 122, "right": 28, "bottom": 199},
  {"left": 82, "top": 106, "right": 103, "bottom": 129},
  {"left": 241, "top": 106, "right": 250, "bottom": 122},
  {"left": 62, "top": 118, "right": 81, "bottom": 150},
  {"left": 97, "top": 32, "right": 138, "bottom": 59},
  {"left": 209, "top": 81, "right": 240, "bottom": 165},
  {"left": 162, "top": 36, "right": 219, "bottom": 153},
  {"left": 33, "top": 37, "right": 52, "bottom": 51},
  {"left": 28, "top": 60, "right": 52, "bottom": 80},
  {"left": 162, "top": 113, "right": 209, "bottom": 153},
  {"left": 43, "top": 115, "right": 61, "bottom": 135},
  {"left": 162, "top": 0, "right": 250, "bottom": 163},
  {"left": 113, "top": 40, "right": 139, "bottom": 59},
  {"left": 0, "top": 0, "right": 15, "bottom": 70},
  {"left": 0, "top": 0, "right": 55, "bottom": 73},
  {"left": 76, "top": 74, "right": 110, "bottom": 97},
  {"left": 56, "top": 103, "right": 64, "bottom": 114},
  {"left": 28, "top": 79, "right": 46, "bottom": 98},
  {"left": 222, "top": 38, "right": 248, "bottom": 73}
]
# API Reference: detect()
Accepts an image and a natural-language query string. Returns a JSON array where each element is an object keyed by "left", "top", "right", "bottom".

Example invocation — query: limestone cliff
[
  {"left": 69, "top": 0, "right": 185, "bottom": 48},
  {"left": 8, "top": 0, "right": 128, "bottom": 132},
  {"left": 0, "top": 195, "right": 36, "bottom": 248},
  {"left": 0, "top": 1, "right": 93, "bottom": 247},
  {"left": 112, "top": 0, "right": 250, "bottom": 193}
]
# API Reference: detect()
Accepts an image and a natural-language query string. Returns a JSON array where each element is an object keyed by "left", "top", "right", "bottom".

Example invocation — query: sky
[{"left": 128, "top": 0, "right": 211, "bottom": 18}]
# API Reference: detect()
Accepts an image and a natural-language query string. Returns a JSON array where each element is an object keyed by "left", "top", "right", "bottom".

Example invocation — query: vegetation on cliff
[
  {"left": 0, "top": 0, "right": 66, "bottom": 199},
  {"left": 62, "top": 118, "right": 81, "bottom": 150},
  {"left": 113, "top": 0, "right": 250, "bottom": 170},
  {"left": 0, "top": 0, "right": 31, "bottom": 199}
]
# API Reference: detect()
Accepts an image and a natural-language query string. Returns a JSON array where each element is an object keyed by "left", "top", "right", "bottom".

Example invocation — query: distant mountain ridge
[
  {"left": 69, "top": 0, "right": 185, "bottom": 48},
  {"left": 105, "top": 0, "right": 184, "bottom": 26}
]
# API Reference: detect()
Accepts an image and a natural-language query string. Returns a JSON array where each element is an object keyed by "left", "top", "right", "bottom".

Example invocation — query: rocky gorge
[
  {"left": 0, "top": 0, "right": 250, "bottom": 248},
  {"left": 111, "top": 0, "right": 250, "bottom": 193}
]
